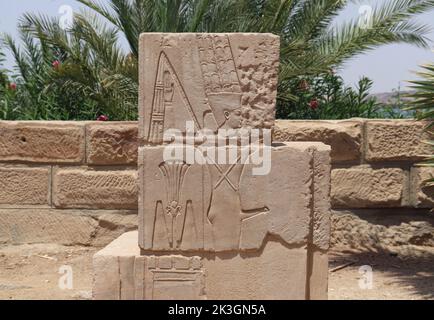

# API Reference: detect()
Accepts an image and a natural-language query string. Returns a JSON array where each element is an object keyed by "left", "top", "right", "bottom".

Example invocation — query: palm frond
[{"left": 315, "top": 0, "right": 434, "bottom": 69}]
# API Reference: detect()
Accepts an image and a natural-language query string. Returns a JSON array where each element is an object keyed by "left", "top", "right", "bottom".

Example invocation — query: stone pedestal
[
  {"left": 94, "top": 227, "right": 328, "bottom": 300},
  {"left": 93, "top": 33, "right": 331, "bottom": 300},
  {"left": 93, "top": 142, "right": 330, "bottom": 300}
]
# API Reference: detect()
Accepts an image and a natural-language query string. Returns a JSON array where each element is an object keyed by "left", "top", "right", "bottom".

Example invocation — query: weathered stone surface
[
  {"left": 204, "top": 241, "right": 308, "bottom": 300},
  {"left": 239, "top": 142, "right": 316, "bottom": 249},
  {"left": 0, "top": 165, "right": 50, "bottom": 206},
  {"left": 93, "top": 232, "right": 326, "bottom": 300},
  {"left": 110, "top": 32, "right": 331, "bottom": 301},
  {"left": 119, "top": 256, "right": 136, "bottom": 300},
  {"left": 0, "top": 208, "right": 137, "bottom": 246},
  {"left": 91, "top": 212, "right": 138, "bottom": 247},
  {"left": 331, "top": 210, "right": 434, "bottom": 250},
  {"left": 93, "top": 254, "right": 121, "bottom": 300},
  {"left": 145, "top": 256, "right": 206, "bottom": 300},
  {"left": 139, "top": 143, "right": 316, "bottom": 252},
  {"left": 53, "top": 167, "right": 138, "bottom": 209},
  {"left": 308, "top": 250, "right": 328, "bottom": 300},
  {"left": 310, "top": 143, "right": 332, "bottom": 250},
  {"left": 366, "top": 120, "right": 431, "bottom": 162},
  {"left": 139, "top": 33, "right": 280, "bottom": 143},
  {"left": 410, "top": 167, "right": 434, "bottom": 208},
  {"left": 331, "top": 167, "right": 406, "bottom": 208},
  {"left": 0, "top": 121, "right": 84, "bottom": 163},
  {"left": 86, "top": 123, "right": 138, "bottom": 165},
  {"left": 274, "top": 120, "right": 363, "bottom": 163},
  {"left": 0, "top": 209, "right": 97, "bottom": 245},
  {"left": 96, "top": 213, "right": 138, "bottom": 231},
  {"left": 93, "top": 232, "right": 206, "bottom": 300}
]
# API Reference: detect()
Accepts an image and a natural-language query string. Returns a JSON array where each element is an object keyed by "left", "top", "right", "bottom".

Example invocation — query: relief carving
[
  {"left": 139, "top": 33, "right": 313, "bottom": 253},
  {"left": 93, "top": 33, "right": 330, "bottom": 301}
]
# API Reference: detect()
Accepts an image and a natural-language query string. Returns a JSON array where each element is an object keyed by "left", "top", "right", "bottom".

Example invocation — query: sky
[{"left": 0, "top": 0, "right": 434, "bottom": 93}]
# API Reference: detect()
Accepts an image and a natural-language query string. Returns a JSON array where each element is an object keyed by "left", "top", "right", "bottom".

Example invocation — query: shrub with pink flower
[
  {"left": 52, "top": 60, "right": 60, "bottom": 70},
  {"left": 309, "top": 99, "right": 319, "bottom": 110},
  {"left": 97, "top": 115, "right": 109, "bottom": 121}
]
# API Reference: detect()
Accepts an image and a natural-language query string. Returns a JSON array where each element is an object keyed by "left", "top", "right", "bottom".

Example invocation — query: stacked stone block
[
  {"left": 0, "top": 118, "right": 432, "bottom": 247},
  {"left": 92, "top": 33, "right": 332, "bottom": 300}
]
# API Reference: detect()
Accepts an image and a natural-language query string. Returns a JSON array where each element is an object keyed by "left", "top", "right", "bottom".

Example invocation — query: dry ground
[{"left": 0, "top": 243, "right": 433, "bottom": 300}]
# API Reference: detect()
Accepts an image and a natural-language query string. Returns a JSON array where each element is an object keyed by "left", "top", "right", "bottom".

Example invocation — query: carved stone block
[
  {"left": 93, "top": 33, "right": 331, "bottom": 300},
  {"left": 93, "top": 231, "right": 325, "bottom": 300},
  {"left": 93, "top": 233, "right": 206, "bottom": 300},
  {"left": 139, "top": 143, "right": 317, "bottom": 252},
  {"left": 139, "top": 33, "right": 280, "bottom": 143}
]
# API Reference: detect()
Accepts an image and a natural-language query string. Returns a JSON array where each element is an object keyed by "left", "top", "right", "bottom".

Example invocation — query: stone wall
[{"left": 0, "top": 119, "right": 432, "bottom": 247}]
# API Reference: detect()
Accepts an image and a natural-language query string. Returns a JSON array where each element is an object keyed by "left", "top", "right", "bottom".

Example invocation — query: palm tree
[
  {"left": 75, "top": 0, "right": 434, "bottom": 99},
  {"left": 408, "top": 56, "right": 434, "bottom": 190},
  {"left": 14, "top": 12, "right": 138, "bottom": 120},
  {"left": 11, "top": 0, "right": 434, "bottom": 118}
]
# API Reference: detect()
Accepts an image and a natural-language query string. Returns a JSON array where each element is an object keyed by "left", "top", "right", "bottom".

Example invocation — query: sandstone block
[
  {"left": 93, "top": 254, "right": 121, "bottom": 300},
  {"left": 93, "top": 232, "right": 206, "bottom": 300},
  {"left": 91, "top": 212, "right": 138, "bottom": 247},
  {"left": 410, "top": 166, "right": 434, "bottom": 208},
  {"left": 139, "top": 33, "right": 280, "bottom": 143},
  {"left": 139, "top": 143, "right": 316, "bottom": 252},
  {"left": 0, "top": 165, "right": 50, "bottom": 206},
  {"left": 0, "top": 209, "right": 98, "bottom": 245},
  {"left": 203, "top": 241, "right": 308, "bottom": 300},
  {"left": 308, "top": 250, "right": 328, "bottom": 300},
  {"left": 331, "top": 167, "right": 406, "bottom": 208},
  {"left": 53, "top": 167, "right": 138, "bottom": 209},
  {"left": 366, "top": 120, "right": 431, "bottom": 162},
  {"left": 93, "top": 232, "right": 325, "bottom": 300},
  {"left": 124, "top": 32, "right": 330, "bottom": 301},
  {"left": 331, "top": 210, "right": 434, "bottom": 250},
  {"left": 274, "top": 120, "right": 363, "bottom": 163},
  {"left": 86, "top": 123, "right": 138, "bottom": 165},
  {"left": 0, "top": 121, "right": 84, "bottom": 163},
  {"left": 310, "top": 143, "right": 332, "bottom": 250}
]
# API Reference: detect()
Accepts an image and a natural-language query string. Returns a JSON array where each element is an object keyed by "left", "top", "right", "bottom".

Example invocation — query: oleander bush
[
  {"left": 277, "top": 73, "right": 410, "bottom": 119},
  {"left": 1, "top": 0, "right": 434, "bottom": 120}
]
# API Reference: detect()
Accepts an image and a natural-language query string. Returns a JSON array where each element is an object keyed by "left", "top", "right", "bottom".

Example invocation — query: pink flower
[
  {"left": 52, "top": 60, "right": 60, "bottom": 69},
  {"left": 9, "top": 83, "right": 17, "bottom": 91},
  {"left": 309, "top": 99, "right": 319, "bottom": 110},
  {"left": 97, "top": 115, "right": 109, "bottom": 121}
]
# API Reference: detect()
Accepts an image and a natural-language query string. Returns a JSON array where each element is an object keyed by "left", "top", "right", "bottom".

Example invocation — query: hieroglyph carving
[
  {"left": 139, "top": 33, "right": 299, "bottom": 253},
  {"left": 140, "top": 143, "right": 312, "bottom": 252},
  {"left": 140, "top": 33, "right": 280, "bottom": 142}
]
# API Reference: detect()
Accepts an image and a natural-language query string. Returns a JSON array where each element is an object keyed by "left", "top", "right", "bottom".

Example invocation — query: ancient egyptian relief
[
  {"left": 141, "top": 33, "right": 280, "bottom": 141},
  {"left": 148, "top": 52, "right": 201, "bottom": 144},
  {"left": 140, "top": 33, "right": 284, "bottom": 253},
  {"left": 141, "top": 144, "right": 313, "bottom": 253},
  {"left": 143, "top": 256, "right": 205, "bottom": 300},
  {"left": 197, "top": 34, "right": 243, "bottom": 130}
]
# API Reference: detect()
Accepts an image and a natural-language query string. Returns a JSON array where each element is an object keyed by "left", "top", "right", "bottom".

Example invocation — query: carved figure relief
[
  {"left": 148, "top": 52, "right": 202, "bottom": 144},
  {"left": 197, "top": 34, "right": 243, "bottom": 130},
  {"left": 140, "top": 33, "right": 285, "bottom": 253}
]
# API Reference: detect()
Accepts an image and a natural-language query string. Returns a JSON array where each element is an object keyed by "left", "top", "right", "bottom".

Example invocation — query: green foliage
[
  {"left": 1, "top": 0, "right": 434, "bottom": 120},
  {"left": 76, "top": 0, "right": 434, "bottom": 103},
  {"left": 408, "top": 56, "right": 434, "bottom": 189},
  {"left": 0, "top": 23, "right": 98, "bottom": 120},
  {"left": 0, "top": 48, "right": 7, "bottom": 86},
  {"left": 4, "top": 13, "right": 138, "bottom": 120},
  {"left": 277, "top": 73, "right": 409, "bottom": 119}
]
